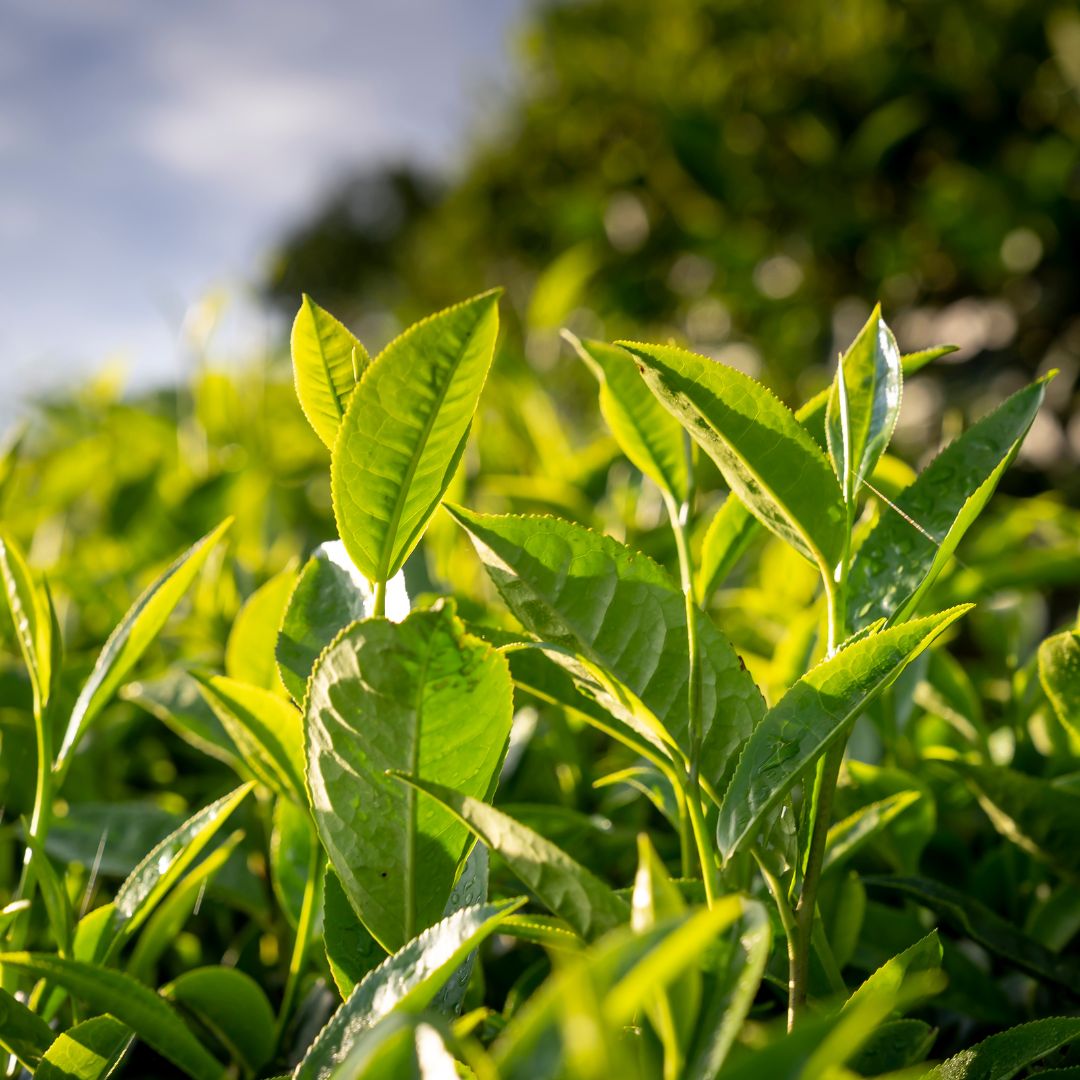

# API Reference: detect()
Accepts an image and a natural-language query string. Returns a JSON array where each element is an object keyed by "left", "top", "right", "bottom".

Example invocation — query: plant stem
[
  {"left": 373, "top": 577, "right": 387, "bottom": 618},
  {"left": 788, "top": 571, "right": 847, "bottom": 1027},
  {"left": 684, "top": 777, "right": 717, "bottom": 908},
  {"left": 274, "top": 834, "right": 321, "bottom": 1054}
]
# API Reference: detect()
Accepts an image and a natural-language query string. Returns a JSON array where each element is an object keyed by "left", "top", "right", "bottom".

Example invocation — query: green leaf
[
  {"left": 716, "top": 606, "right": 970, "bottom": 860},
  {"left": 331, "top": 290, "right": 501, "bottom": 583},
  {"left": 291, "top": 294, "right": 369, "bottom": 450},
  {"left": 295, "top": 900, "right": 523, "bottom": 1080},
  {"left": 163, "top": 967, "right": 275, "bottom": 1076},
  {"left": 847, "top": 375, "right": 1052, "bottom": 629},
  {"left": 825, "top": 304, "right": 902, "bottom": 503},
  {"left": 196, "top": 674, "right": 306, "bottom": 802},
  {"left": 449, "top": 508, "right": 764, "bottom": 795},
  {"left": 620, "top": 340, "right": 845, "bottom": 576},
  {"left": 57, "top": 518, "right": 233, "bottom": 770},
  {"left": 225, "top": 566, "right": 297, "bottom": 692},
  {"left": 927, "top": 1017, "right": 1080, "bottom": 1080},
  {"left": 392, "top": 774, "right": 629, "bottom": 940},
  {"left": 326, "top": 1015, "right": 462, "bottom": 1080},
  {"left": 849, "top": 1019, "right": 936, "bottom": 1076},
  {"left": 271, "top": 797, "right": 318, "bottom": 929},
  {"left": 0, "top": 899, "right": 31, "bottom": 936},
  {"left": 36, "top": 1015, "right": 134, "bottom": 1080},
  {"left": 570, "top": 335, "right": 688, "bottom": 503},
  {"left": 324, "top": 867, "right": 385, "bottom": 1000},
  {"left": 0, "top": 526, "right": 52, "bottom": 709},
  {"left": 863, "top": 875, "right": 1080, "bottom": 994},
  {"left": 22, "top": 831, "right": 73, "bottom": 955},
  {"left": 105, "top": 784, "right": 254, "bottom": 955},
  {"left": 305, "top": 604, "right": 513, "bottom": 952},
  {"left": 823, "top": 790, "right": 921, "bottom": 874},
  {"left": 845, "top": 930, "right": 944, "bottom": 1015},
  {"left": 696, "top": 496, "right": 758, "bottom": 598},
  {"left": 276, "top": 540, "right": 409, "bottom": 705},
  {"left": 0, "top": 984, "right": 55, "bottom": 1070},
  {"left": 943, "top": 760, "right": 1080, "bottom": 883},
  {"left": 1040, "top": 630, "right": 1080, "bottom": 739},
  {"left": 0, "top": 953, "right": 226, "bottom": 1080}
]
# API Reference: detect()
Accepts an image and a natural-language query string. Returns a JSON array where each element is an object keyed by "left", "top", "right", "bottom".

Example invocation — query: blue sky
[{"left": 0, "top": 0, "right": 526, "bottom": 411}]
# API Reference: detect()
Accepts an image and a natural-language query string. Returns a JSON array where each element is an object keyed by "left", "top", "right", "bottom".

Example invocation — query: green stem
[
  {"left": 684, "top": 778, "right": 717, "bottom": 908},
  {"left": 373, "top": 577, "right": 387, "bottom": 619},
  {"left": 756, "top": 854, "right": 798, "bottom": 1024},
  {"left": 274, "top": 835, "right": 321, "bottom": 1053},
  {"left": 673, "top": 780, "right": 694, "bottom": 879}
]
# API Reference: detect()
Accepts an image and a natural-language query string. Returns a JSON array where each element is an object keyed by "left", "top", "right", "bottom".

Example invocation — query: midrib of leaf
[
  {"left": 311, "top": 303, "right": 347, "bottom": 421},
  {"left": 404, "top": 637, "right": 435, "bottom": 941},
  {"left": 374, "top": 312, "right": 488, "bottom": 583}
]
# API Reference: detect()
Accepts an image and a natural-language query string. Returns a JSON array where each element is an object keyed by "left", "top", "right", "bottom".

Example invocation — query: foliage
[{"left": 1, "top": 286, "right": 1079, "bottom": 1080}]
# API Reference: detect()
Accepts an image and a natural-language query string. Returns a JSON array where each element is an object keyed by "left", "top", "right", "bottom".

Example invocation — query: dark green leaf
[
  {"left": 927, "top": 1017, "right": 1080, "bottom": 1080},
  {"left": 36, "top": 1015, "right": 133, "bottom": 1080},
  {"left": 0, "top": 984, "right": 55, "bottom": 1070}
]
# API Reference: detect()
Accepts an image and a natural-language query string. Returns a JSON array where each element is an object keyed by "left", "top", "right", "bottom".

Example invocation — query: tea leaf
[
  {"left": 225, "top": 566, "right": 297, "bottom": 692},
  {"left": 449, "top": 507, "right": 764, "bottom": 794},
  {"left": 1040, "top": 630, "right": 1080, "bottom": 739},
  {"left": 196, "top": 675, "right": 306, "bottom": 802},
  {"left": 276, "top": 540, "right": 409, "bottom": 705},
  {"left": 305, "top": 605, "right": 513, "bottom": 952},
  {"left": 0, "top": 526, "right": 52, "bottom": 710},
  {"left": 271, "top": 798, "right": 318, "bottom": 928},
  {"left": 392, "top": 774, "right": 629, "bottom": 939},
  {"left": 571, "top": 335, "right": 688, "bottom": 503},
  {"left": 845, "top": 930, "right": 944, "bottom": 1014},
  {"left": 825, "top": 304, "right": 902, "bottom": 503},
  {"left": 0, "top": 984, "right": 54, "bottom": 1070},
  {"left": 621, "top": 340, "right": 845, "bottom": 577},
  {"left": 849, "top": 1018, "right": 936, "bottom": 1075},
  {"left": 323, "top": 868, "right": 385, "bottom": 1000},
  {"left": 823, "top": 790, "right": 921, "bottom": 874},
  {"left": 927, "top": 1017, "right": 1080, "bottom": 1080},
  {"left": 847, "top": 375, "right": 1051, "bottom": 629},
  {"left": 331, "top": 290, "right": 500, "bottom": 583},
  {"left": 163, "top": 967, "right": 275, "bottom": 1076},
  {"left": 57, "top": 518, "right": 233, "bottom": 770},
  {"left": 295, "top": 899, "right": 523, "bottom": 1080},
  {"left": 291, "top": 294, "right": 369, "bottom": 450},
  {"left": 0, "top": 953, "right": 226, "bottom": 1080},
  {"left": 716, "top": 606, "right": 970, "bottom": 860},
  {"left": 696, "top": 496, "right": 759, "bottom": 598},
  {"left": 36, "top": 1014, "right": 134, "bottom": 1080}
]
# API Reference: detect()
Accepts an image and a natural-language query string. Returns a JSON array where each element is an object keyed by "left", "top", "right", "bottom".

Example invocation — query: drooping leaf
[
  {"left": 943, "top": 760, "right": 1080, "bottom": 883},
  {"left": 163, "top": 967, "right": 275, "bottom": 1076},
  {"left": 295, "top": 900, "right": 523, "bottom": 1080},
  {"left": 291, "top": 294, "right": 369, "bottom": 450},
  {"left": 926, "top": 1017, "right": 1080, "bottom": 1080},
  {"left": 36, "top": 1014, "right": 134, "bottom": 1080},
  {"left": 305, "top": 605, "right": 513, "bottom": 952},
  {"left": 196, "top": 675, "right": 306, "bottom": 802},
  {"left": 448, "top": 508, "right": 764, "bottom": 795},
  {"left": 57, "top": 518, "right": 233, "bottom": 770},
  {"left": 276, "top": 540, "right": 409, "bottom": 705},
  {"left": 225, "top": 566, "right": 297, "bottom": 692},
  {"left": 0, "top": 526, "right": 52, "bottom": 710},
  {"left": 825, "top": 304, "right": 903, "bottom": 503},
  {"left": 392, "top": 774, "right": 629, "bottom": 940},
  {"left": 716, "top": 606, "right": 970, "bottom": 860},
  {"left": 331, "top": 290, "right": 501, "bottom": 583},
  {"left": 1040, "top": 630, "right": 1080, "bottom": 739},
  {"left": 0, "top": 953, "right": 225, "bottom": 1080},
  {"left": 570, "top": 335, "right": 688, "bottom": 504},
  {"left": 864, "top": 875, "right": 1080, "bottom": 994},
  {"left": 847, "top": 375, "right": 1052, "bottom": 629},
  {"left": 0, "top": 984, "right": 55, "bottom": 1070},
  {"left": 620, "top": 340, "right": 845, "bottom": 576}
]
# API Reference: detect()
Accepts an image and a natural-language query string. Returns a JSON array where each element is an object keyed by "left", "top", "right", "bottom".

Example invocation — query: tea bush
[{"left": 1, "top": 290, "right": 1079, "bottom": 1078}]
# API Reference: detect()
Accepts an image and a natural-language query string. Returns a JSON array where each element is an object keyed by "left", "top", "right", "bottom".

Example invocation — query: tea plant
[{"left": 1, "top": 287, "right": 1078, "bottom": 1079}]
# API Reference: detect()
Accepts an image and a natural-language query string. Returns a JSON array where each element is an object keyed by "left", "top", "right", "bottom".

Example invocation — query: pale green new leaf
[
  {"left": 305, "top": 605, "right": 513, "bottom": 952},
  {"left": 331, "top": 290, "right": 501, "bottom": 583},
  {"left": 295, "top": 900, "right": 523, "bottom": 1080},
  {"left": 225, "top": 566, "right": 297, "bottom": 692},
  {"left": 291, "top": 294, "right": 369, "bottom": 449},
  {"left": 0, "top": 984, "right": 54, "bottom": 1070},
  {"left": 825, "top": 304, "right": 902, "bottom": 503},
  {"left": 621, "top": 340, "right": 845, "bottom": 576},
  {"left": 927, "top": 1018, "right": 1080, "bottom": 1080},
  {"left": 0, "top": 953, "right": 226, "bottom": 1080},
  {"left": 570, "top": 335, "right": 688, "bottom": 503},
  {"left": 448, "top": 508, "right": 764, "bottom": 795},
  {"left": 716, "top": 606, "right": 970, "bottom": 860},
  {"left": 36, "top": 1014, "right": 133, "bottom": 1080},
  {"left": 57, "top": 518, "right": 233, "bottom": 770},
  {"left": 276, "top": 540, "right": 409, "bottom": 705},
  {"left": 163, "top": 967, "right": 275, "bottom": 1076},
  {"left": 196, "top": 675, "right": 305, "bottom": 802},
  {"left": 847, "top": 375, "right": 1052, "bottom": 629},
  {"left": 696, "top": 496, "right": 758, "bottom": 599},
  {"left": 0, "top": 526, "right": 52, "bottom": 710},
  {"left": 393, "top": 774, "right": 629, "bottom": 940},
  {"left": 823, "top": 790, "right": 921, "bottom": 874},
  {"left": 943, "top": 760, "right": 1080, "bottom": 883},
  {"left": 1040, "top": 630, "right": 1080, "bottom": 738}
]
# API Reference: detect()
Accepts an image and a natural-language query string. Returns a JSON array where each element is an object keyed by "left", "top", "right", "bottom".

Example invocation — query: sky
[{"left": 0, "top": 0, "right": 527, "bottom": 412}]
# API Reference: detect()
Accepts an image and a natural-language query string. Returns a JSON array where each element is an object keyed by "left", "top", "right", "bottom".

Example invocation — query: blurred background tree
[{"left": 266, "top": 0, "right": 1080, "bottom": 483}]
